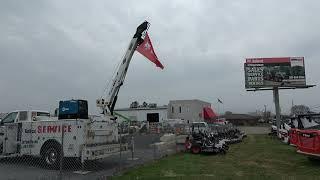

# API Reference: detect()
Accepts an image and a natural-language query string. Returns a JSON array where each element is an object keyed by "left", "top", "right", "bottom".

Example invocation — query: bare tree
[{"left": 291, "top": 105, "right": 310, "bottom": 115}]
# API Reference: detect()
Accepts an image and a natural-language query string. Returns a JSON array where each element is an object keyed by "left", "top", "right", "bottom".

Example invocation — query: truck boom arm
[{"left": 96, "top": 21, "right": 149, "bottom": 116}]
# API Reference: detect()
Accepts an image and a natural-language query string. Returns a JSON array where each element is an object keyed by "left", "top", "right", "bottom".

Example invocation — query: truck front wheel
[{"left": 42, "top": 143, "right": 61, "bottom": 169}]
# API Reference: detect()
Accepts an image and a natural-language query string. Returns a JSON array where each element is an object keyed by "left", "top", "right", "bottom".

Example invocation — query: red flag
[{"left": 137, "top": 33, "right": 164, "bottom": 69}]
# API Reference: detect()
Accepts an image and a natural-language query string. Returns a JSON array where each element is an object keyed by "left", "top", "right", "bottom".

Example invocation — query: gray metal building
[
  {"left": 114, "top": 103, "right": 168, "bottom": 123},
  {"left": 168, "top": 99, "right": 211, "bottom": 122}
]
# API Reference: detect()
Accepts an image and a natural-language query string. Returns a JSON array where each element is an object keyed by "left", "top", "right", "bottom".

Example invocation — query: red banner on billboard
[{"left": 246, "top": 57, "right": 292, "bottom": 64}]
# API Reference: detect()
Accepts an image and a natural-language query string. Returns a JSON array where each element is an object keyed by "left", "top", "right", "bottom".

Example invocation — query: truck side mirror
[{"left": 0, "top": 120, "right": 3, "bottom": 126}]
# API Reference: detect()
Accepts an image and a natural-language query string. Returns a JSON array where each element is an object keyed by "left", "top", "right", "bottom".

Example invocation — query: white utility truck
[{"left": 0, "top": 21, "right": 150, "bottom": 169}]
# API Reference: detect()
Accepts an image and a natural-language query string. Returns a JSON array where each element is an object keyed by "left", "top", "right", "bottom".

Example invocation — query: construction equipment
[
  {"left": 185, "top": 122, "right": 229, "bottom": 154},
  {"left": 296, "top": 127, "right": 320, "bottom": 159},
  {"left": 292, "top": 114, "right": 320, "bottom": 159},
  {"left": 96, "top": 21, "right": 149, "bottom": 116},
  {"left": 289, "top": 114, "right": 319, "bottom": 146},
  {"left": 0, "top": 21, "right": 151, "bottom": 169},
  {"left": 185, "top": 131, "right": 228, "bottom": 154},
  {"left": 271, "top": 114, "right": 319, "bottom": 144}
]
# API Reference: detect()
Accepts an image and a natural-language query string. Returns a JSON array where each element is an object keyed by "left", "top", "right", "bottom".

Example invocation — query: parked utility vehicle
[
  {"left": 289, "top": 114, "right": 319, "bottom": 146},
  {"left": 0, "top": 21, "right": 152, "bottom": 169},
  {"left": 0, "top": 104, "right": 124, "bottom": 169}
]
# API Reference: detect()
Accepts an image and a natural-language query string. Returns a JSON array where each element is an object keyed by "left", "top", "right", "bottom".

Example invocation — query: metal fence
[
  {"left": 0, "top": 120, "right": 245, "bottom": 180},
  {"left": 0, "top": 122, "right": 183, "bottom": 180}
]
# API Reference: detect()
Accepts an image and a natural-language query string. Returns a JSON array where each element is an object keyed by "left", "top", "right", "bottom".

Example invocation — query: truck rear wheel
[{"left": 42, "top": 143, "right": 61, "bottom": 169}]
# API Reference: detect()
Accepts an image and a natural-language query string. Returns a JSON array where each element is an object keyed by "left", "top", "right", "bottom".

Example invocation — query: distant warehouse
[
  {"left": 114, "top": 102, "right": 168, "bottom": 123},
  {"left": 114, "top": 99, "right": 216, "bottom": 123},
  {"left": 221, "top": 113, "right": 260, "bottom": 126}
]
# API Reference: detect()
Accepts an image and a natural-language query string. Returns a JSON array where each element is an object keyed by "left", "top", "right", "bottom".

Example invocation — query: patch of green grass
[{"left": 114, "top": 135, "right": 320, "bottom": 180}]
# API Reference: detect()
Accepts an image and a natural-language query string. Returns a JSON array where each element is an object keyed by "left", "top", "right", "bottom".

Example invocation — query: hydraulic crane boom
[{"left": 96, "top": 21, "right": 149, "bottom": 117}]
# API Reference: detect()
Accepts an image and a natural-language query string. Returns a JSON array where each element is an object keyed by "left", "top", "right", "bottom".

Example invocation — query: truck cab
[
  {"left": 0, "top": 107, "right": 124, "bottom": 169},
  {"left": 0, "top": 110, "right": 51, "bottom": 155},
  {"left": 0, "top": 110, "right": 51, "bottom": 124}
]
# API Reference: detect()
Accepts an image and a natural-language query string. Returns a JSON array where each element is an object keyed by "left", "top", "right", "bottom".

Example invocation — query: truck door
[
  {"left": 1, "top": 112, "right": 19, "bottom": 154},
  {"left": 19, "top": 111, "right": 33, "bottom": 154}
]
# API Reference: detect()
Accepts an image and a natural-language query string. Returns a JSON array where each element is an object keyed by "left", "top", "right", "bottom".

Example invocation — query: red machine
[
  {"left": 288, "top": 114, "right": 319, "bottom": 146},
  {"left": 296, "top": 128, "right": 320, "bottom": 158},
  {"left": 289, "top": 128, "right": 299, "bottom": 146}
]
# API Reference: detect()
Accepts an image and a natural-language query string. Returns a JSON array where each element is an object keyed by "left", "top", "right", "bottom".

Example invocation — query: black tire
[
  {"left": 308, "top": 156, "right": 320, "bottom": 161},
  {"left": 191, "top": 145, "right": 201, "bottom": 154},
  {"left": 220, "top": 149, "right": 226, "bottom": 155},
  {"left": 0, "top": 142, "right": 3, "bottom": 154},
  {"left": 223, "top": 144, "right": 229, "bottom": 151},
  {"left": 42, "top": 144, "right": 61, "bottom": 169}
]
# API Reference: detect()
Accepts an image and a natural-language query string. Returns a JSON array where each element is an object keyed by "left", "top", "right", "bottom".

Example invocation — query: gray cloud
[{"left": 1, "top": 0, "right": 319, "bottom": 114}]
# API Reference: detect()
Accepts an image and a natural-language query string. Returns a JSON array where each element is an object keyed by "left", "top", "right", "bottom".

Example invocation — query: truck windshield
[{"left": 1, "top": 112, "right": 18, "bottom": 124}]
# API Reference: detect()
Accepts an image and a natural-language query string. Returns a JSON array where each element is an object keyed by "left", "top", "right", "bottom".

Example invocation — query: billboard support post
[
  {"left": 273, "top": 87, "right": 281, "bottom": 136},
  {"left": 245, "top": 57, "right": 315, "bottom": 140}
]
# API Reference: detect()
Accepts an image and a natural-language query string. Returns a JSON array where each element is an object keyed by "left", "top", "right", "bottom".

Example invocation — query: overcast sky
[{"left": 1, "top": 0, "right": 320, "bottom": 115}]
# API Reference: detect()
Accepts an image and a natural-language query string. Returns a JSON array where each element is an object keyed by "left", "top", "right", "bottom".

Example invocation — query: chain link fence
[
  {"left": 0, "top": 119, "right": 246, "bottom": 180},
  {"left": 0, "top": 121, "right": 185, "bottom": 180}
]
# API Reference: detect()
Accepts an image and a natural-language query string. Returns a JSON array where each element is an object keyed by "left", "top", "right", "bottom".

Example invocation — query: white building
[
  {"left": 168, "top": 99, "right": 212, "bottom": 123},
  {"left": 114, "top": 104, "right": 167, "bottom": 123},
  {"left": 114, "top": 99, "right": 216, "bottom": 124}
]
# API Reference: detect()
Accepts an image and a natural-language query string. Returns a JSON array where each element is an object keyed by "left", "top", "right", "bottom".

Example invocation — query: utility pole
[{"left": 273, "top": 87, "right": 281, "bottom": 136}]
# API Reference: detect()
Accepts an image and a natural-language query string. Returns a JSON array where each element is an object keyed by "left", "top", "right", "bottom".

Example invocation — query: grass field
[{"left": 114, "top": 135, "right": 320, "bottom": 180}]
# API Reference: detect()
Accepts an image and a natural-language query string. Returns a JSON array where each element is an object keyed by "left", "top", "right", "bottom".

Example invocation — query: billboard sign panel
[{"left": 244, "top": 57, "right": 306, "bottom": 88}]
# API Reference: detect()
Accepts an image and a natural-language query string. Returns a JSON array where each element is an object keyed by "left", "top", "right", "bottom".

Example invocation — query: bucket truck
[{"left": 0, "top": 21, "right": 150, "bottom": 169}]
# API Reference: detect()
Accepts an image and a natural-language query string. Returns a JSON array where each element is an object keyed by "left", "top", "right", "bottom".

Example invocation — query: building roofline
[
  {"left": 0, "top": 110, "right": 50, "bottom": 113},
  {"left": 115, "top": 106, "right": 168, "bottom": 111},
  {"left": 169, "top": 99, "right": 211, "bottom": 104}
]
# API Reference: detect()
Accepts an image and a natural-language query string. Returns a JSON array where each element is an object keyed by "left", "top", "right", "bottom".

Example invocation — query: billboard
[{"left": 244, "top": 57, "right": 306, "bottom": 88}]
